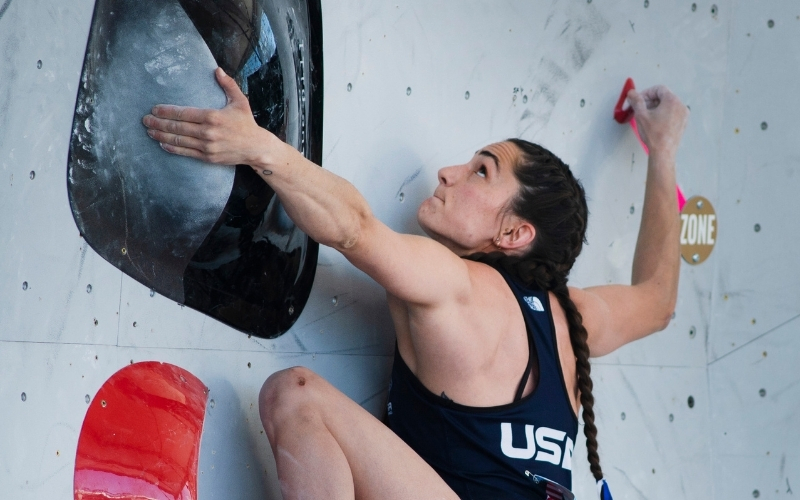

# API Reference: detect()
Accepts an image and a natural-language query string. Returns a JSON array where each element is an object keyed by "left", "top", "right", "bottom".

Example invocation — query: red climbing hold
[
  {"left": 614, "top": 77, "right": 686, "bottom": 211},
  {"left": 614, "top": 77, "right": 637, "bottom": 124},
  {"left": 614, "top": 77, "right": 649, "bottom": 154},
  {"left": 74, "top": 362, "right": 208, "bottom": 500}
]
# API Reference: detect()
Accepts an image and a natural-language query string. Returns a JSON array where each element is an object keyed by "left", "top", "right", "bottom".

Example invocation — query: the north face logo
[{"left": 524, "top": 296, "right": 544, "bottom": 312}]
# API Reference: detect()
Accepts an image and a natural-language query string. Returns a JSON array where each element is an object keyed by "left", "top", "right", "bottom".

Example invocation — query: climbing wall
[
  {"left": 706, "top": 2, "right": 800, "bottom": 498},
  {"left": 0, "top": 0, "right": 798, "bottom": 498}
]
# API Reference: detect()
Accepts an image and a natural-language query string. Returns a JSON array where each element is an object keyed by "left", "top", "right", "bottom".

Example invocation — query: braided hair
[{"left": 466, "top": 138, "right": 604, "bottom": 482}]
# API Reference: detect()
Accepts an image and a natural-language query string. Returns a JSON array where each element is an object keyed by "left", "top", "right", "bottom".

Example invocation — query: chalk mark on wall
[
  {"left": 395, "top": 167, "right": 423, "bottom": 198},
  {"left": 612, "top": 465, "right": 650, "bottom": 499},
  {"left": 518, "top": 2, "right": 610, "bottom": 139},
  {"left": 0, "top": 0, "right": 12, "bottom": 20}
]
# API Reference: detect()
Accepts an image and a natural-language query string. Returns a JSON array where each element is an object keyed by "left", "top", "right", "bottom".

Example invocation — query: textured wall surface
[{"left": 0, "top": 1, "right": 798, "bottom": 499}]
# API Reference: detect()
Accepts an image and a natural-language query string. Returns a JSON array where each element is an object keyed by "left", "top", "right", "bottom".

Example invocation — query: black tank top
[{"left": 387, "top": 267, "right": 578, "bottom": 499}]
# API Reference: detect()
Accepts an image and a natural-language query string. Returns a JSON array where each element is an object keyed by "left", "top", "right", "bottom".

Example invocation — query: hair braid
[
  {"left": 551, "top": 283, "right": 603, "bottom": 481},
  {"left": 518, "top": 258, "right": 604, "bottom": 481},
  {"left": 466, "top": 138, "right": 605, "bottom": 483}
]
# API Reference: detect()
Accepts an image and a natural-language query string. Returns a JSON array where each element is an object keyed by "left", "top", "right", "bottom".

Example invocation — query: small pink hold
[{"left": 677, "top": 185, "right": 687, "bottom": 212}]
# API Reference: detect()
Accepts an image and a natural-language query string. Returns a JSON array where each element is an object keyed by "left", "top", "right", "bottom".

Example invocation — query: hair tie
[{"left": 597, "top": 478, "right": 614, "bottom": 500}]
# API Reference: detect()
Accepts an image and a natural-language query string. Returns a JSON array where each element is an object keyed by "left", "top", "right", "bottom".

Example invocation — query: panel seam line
[{"left": 708, "top": 312, "right": 800, "bottom": 366}]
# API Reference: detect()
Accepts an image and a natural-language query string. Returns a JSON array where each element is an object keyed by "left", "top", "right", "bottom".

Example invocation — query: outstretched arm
[
  {"left": 142, "top": 68, "right": 471, "bottom": 307},
  {"left": 572, "top": 85, "right": 689, "bottom": 357}
]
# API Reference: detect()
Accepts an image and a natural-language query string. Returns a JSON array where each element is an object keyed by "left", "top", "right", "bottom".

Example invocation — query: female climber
[{"left": 143, "top": 68, "right": 688, "bottom": 499}]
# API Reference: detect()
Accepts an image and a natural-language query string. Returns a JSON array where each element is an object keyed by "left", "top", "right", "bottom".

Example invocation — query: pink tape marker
[{"left": 614, "top": 78, "right": 686, "bottom": 211}]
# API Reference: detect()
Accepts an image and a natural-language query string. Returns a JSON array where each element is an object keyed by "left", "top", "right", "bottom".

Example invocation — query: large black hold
[{"left": 68, "top": 0, "right": 323, "bottom": 338}]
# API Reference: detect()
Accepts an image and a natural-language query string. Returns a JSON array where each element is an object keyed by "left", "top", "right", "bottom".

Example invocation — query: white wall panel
[
  {"left": 573, "top": 364, "right": 713, "bottom": 499},
  {"left": 708, "top": 0, "right": 800, "bottom": 363},
  {"left": 709, "top": 317, "right": 800, "bottom": 499},
  {"left": 706, "top": 2, "right": 800, "bottom": 499},
  {"left": 0, "top": 0, "right": 114, "bottom": 346}
]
